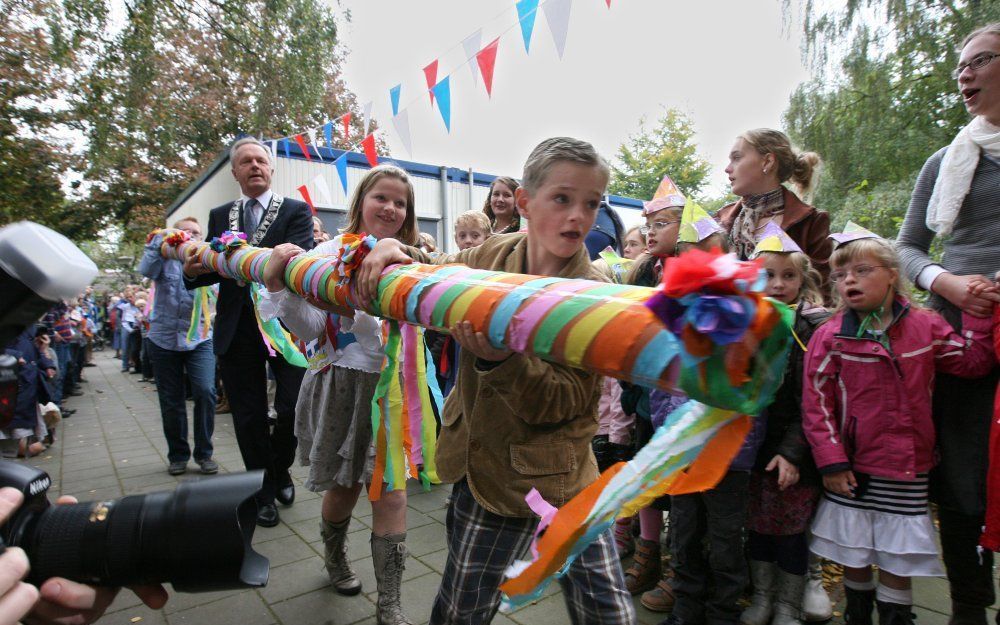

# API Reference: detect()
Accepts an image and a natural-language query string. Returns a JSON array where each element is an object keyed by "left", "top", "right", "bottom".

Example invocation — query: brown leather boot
[
  {"left": 625, "top": 537, "right": 661, "bottom": 594},
  {"left": 641, "top": 577, "right": 676, "bottom": 612}
]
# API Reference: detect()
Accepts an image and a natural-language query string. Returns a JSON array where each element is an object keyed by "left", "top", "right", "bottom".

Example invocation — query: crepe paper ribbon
[
  {"left": 209, "top": 230, "right": 248, "bottom": 253},
  {"left": 368, "top": 320, "right": 442, "bottom": 500},
  {"left": 524, "top": 488, "right": 559, "bottom": 560},
  {"left": 597, "top": 246, "right": 633, "bottom": 284},
  {"left": 146, "top": 228, "right": 191, "bottom": 247},
  {"left": 249, "top": 284, "right": 308, "bottom": 368},
  {"left": 185, "top": 286, "right": 217, "bottom": 343},
  {"left": 500, "top": 403, "right": 753, "bottom": 609}
]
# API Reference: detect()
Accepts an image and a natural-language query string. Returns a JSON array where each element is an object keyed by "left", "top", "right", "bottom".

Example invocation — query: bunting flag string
[
  {"left": 293, "top": 134, "right": 311, "bottom": 162},
  {"left": 306, "top": 129, "right": 324, "bottom": 161},
  {"left": 297, "top": 184, "right": 316, "bottom": 215},
  {"left": 362, "top": 101, "right": 374, "bottom": 136},
  {"left": 334, "top": 153, "right": 349, "bottom": 194},
  {"left": 312, "top": 173, "right": 334, "bottom": 208},
  {"left": 423, "top": 60, "right": 439, "bottom": 104},
  {"left": 431, "top": 77, "right": 452, "bottom": 132},
  {"left": 256, "top": 0, "right": 602, "bottom": 197},
  {"left": 461, "top": 29, "right": 483, "bottom": 87},
  {"left": 542, "top": 0, "right": 573, "bottom": 60},
  {"left": 342, "top": 113, "right": 352, "bottom": 140},
  {"left": 392, "top": 109, "right": 413, "bottom": 156},
  {"left": 361, "top": 133, "right": 379, "bottom": 167},
  {"left": 516, "top": 0, "right": 541, "bottom": 53},
  {"left": 477, "top": 37, "right": 500, "bottom": 97}
]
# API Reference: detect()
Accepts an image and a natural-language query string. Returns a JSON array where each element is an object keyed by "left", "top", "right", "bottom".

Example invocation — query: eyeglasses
[
  {"left": 829, "top": 264, "right": 886, "bottom": 283},
  {"left": 639, "top": 220, "right": 680, "bottom": 236},
  {"left": 952, "top": 52, "right": 1000, "bottom": 79}
]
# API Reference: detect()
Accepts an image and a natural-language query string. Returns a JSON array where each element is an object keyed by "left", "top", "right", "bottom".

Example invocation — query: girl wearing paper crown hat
[
  {"left": 617, "top": 176, "right": 685, "bottom": 606},
  {"left": 742, "top": 222, "right": 830, "bottom": 625},
  {"left": 676, "top": 198, "right": 726, "bottom": 253},
  {"left": 802, "top": 223, "right": 995, "bottom": 625},
  {"left": 717, "top": 129, "right": 832, "bottom": 299}
]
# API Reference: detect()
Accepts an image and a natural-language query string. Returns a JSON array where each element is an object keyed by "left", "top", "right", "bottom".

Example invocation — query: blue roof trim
[
  {"left": 277, "top": 140, "right": 495, "bottom": 185},
  {"left": 606, "top": 194, "right": 643, "bottom": 210}
]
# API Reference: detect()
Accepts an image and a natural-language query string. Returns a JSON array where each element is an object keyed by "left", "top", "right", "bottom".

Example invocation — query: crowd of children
[
  {"left": 8, "top": 131, "right": 998, "bottom": 625},
  {"left": 245, "top": 128, "right": 1000, "bottom": 625}
]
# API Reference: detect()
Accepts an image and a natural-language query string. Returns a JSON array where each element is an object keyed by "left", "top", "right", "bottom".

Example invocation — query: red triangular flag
[
  {"left": 423, "top": 59, "right": 439, "bottom": 104},
  {"left": 476, "top": 38, "right": 500, "bottom": 98},
  {"left": 605, "top": 0, "right": 611, "bottom": 7},
  {"left": 341, "top": 113, "right": 352, "bottom": 141},
  {"left": 293, "top": 134, "right": 312, "bottom": 161},
  {"left": 297, "top": 184, "right": 316, "bottom": 215},
  {"left": 361, "top": 134, "right": 378, "bottom": 167}
]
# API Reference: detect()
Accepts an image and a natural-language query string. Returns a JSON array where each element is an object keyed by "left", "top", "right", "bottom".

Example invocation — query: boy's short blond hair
[
  {"left": 454, "top": 210, "right": 491, "bottom": 235},
  {"left": 521, "top": 137, "right": 610, "bottom": 193},
  {"left": 172, "top": 216, "right": 200, "bottom": 228}
]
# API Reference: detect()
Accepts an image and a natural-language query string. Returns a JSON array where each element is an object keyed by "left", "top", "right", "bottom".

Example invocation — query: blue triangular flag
[
  {"left": 431, "top": 77, "right": 451, "bottom": 132},
  {"left": 281, "top": 138, "right": 290, "bottom": 159},
  {"left": 335, "top": 153, "right": 349, "bottom": 194},
  {"left": 390, "top": 84, "right": 401, "bottom": 117},
  {"left": 323, "top": 122, "right": 333, "bottom": 148},
  {"left": 516, "top": 0, "right": 540, "bottom": 53}
]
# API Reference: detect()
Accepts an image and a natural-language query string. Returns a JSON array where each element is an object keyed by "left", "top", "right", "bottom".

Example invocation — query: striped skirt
[{"left": 810, "top": 473, "right": 944, "bottom": 577}]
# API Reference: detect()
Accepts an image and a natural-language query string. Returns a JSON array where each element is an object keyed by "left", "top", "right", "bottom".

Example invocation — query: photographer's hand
[
  {"left": 24, "top": 496, "right": 168, "bottom": 625},
  {"left": 0, "top": 488, "right": 39, "bottom": 625}
]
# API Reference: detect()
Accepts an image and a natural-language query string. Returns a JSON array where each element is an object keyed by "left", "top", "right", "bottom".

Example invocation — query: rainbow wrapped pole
[
  {"left": 160, "top": 230, "right": 683, "bottom": 392},
  {"left": 156, "top": 230, "right": 793, "bottom": 606}
]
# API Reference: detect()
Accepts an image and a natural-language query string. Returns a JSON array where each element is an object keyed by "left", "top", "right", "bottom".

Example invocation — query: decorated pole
[
  {"left": 156, "top": 229, "right": 789, "bottom": 412},
  {"left": 155, "top": 228, "right": 794, "bottom": 607}
]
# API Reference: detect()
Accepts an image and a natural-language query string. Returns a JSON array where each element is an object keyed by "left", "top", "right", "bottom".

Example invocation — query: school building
[{"left": 165, "top": 141, "right": 645, "bottom": 254}]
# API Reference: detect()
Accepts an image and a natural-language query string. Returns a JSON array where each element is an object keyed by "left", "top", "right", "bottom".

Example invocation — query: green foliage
[
  {"left": 608, "top": 108, "right": 712, "bottom": 202},
  {"left": 2, "top": 0, "right": 365, "bottom": 247},
  {"left": 783, "top": 0, "right": 1000, "bottom": 237}
]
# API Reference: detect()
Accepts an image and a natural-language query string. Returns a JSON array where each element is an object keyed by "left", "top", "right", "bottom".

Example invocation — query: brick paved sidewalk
[{"left": 15, "top": 352, "right": 970, "bottom": 624}]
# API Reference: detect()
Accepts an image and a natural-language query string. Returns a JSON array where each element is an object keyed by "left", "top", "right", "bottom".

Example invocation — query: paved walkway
[{"left": 17, "top": 352, "right": 975, "bottom": 624}]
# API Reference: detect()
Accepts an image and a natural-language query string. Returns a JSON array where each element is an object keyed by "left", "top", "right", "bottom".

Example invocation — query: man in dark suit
[{"left": 183, "top": 137, "right": 313, "bottom": 526}]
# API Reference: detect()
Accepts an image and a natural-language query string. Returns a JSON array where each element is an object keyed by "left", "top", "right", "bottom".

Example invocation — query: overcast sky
[{"left": 332, "top": 0, "right": 810, "bottom": 197}]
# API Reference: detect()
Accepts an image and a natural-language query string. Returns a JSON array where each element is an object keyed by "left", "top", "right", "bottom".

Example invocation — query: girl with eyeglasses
[
  {"left": 615, "top": 196, "right": 682, "bottom": 605},
  {"left": 803, "top": 227, "right": 995, "bottom": 625}
]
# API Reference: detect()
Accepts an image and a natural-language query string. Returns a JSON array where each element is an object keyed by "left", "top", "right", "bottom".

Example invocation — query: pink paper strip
[{"left": 508, "top": 281, "right": 594, "bottom": 352}]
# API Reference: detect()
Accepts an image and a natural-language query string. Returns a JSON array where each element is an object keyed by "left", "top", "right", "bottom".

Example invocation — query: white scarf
[{"left": 926, "top": 116, "right": 1000, "bottom": 236}]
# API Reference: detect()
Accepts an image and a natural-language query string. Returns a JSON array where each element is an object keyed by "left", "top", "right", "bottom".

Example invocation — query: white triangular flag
[
  {"left": 362, "top": 101, "right": 374, "bottom": 137},
  {"left": 461, "top": 29, "right": 483, "bottom": 86},
  {"left": 542, "top": 0, "right": 573, "bottom": 60},
  {"left": 306, "top": 129, "right": 324, "bottom": 161},
  {"left": 392, "top": 109, "right": 412, "bottom": 157},
  {"left": 270, "top": 140, "right": 278, "bottom": 172},
  {"left": 311, "top": 173, "right": 333, "bottom": 207}
]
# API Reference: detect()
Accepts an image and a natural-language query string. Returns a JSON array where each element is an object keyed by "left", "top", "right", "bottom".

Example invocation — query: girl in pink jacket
[{"left": 802, "top": 225, "right": 994, "bottom": 625}]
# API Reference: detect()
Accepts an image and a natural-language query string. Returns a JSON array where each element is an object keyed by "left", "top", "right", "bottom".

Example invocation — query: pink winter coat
[{"left": 803, "top": 297, "right": 995, "bottom": 480}]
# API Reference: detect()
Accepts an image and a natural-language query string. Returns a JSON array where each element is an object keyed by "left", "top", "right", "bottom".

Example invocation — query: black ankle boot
[
  {"left": 845, "top": 588, "right": 876, "bottom": 625},
  {"left": 877, "top": 600, "right": 915, "bottom": 625}
]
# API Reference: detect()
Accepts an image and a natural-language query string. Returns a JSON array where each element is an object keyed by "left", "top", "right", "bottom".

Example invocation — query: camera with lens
[
  {"left": 0, "top": 221, "right": 270, "bottom": 592},
  {"left": 0, "top": 461, "right": 269, "bottom": 591}
]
